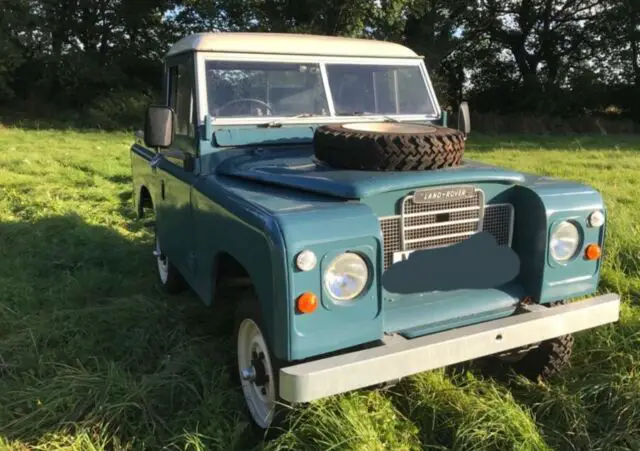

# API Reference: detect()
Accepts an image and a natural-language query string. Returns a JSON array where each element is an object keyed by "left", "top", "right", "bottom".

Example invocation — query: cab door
[{"left": 153, "top": 53, "right": 199, "bottom": 280}]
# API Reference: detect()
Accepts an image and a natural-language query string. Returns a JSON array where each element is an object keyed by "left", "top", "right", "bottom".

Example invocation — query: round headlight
[
  {"left": 588, "top": 210, "right": 605, "bottom": 228},
  {"left": 550, "top": 221, "right": 581, "bottom": 262},
  {"left": 324, "top": 253, "right": 369, "bottom": 301}
]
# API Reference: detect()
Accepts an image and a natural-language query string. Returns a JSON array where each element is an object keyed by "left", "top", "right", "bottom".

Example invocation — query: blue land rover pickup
[{"left": 130, "top": 32, "right": 621, "bottom": 430}]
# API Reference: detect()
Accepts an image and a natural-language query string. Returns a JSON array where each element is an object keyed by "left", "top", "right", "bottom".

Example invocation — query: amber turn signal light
[
  {"left": 297, "top": 292, "right": 318, "bottom": 314},
  {"left": 585, "top": 244, "right": 602, "bottom": 260}
]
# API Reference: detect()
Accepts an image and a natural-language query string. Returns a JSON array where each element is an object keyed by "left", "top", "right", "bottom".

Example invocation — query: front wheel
[
  {"left": 492, "top": 301, "right": 574, "bottom": 381},
  {"left": 234, "top": 294, "right": 285, "bottom": 431},
  {"left": 500, "top": 334, "right": 574, "bottom": 381}
]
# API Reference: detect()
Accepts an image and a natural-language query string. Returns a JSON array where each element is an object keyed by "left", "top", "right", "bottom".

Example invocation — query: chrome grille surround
[{"left": 379, "top": 188, "right": 514, "bottom": 270}]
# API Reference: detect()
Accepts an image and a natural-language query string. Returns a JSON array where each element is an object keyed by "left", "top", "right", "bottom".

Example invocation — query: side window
[{"left": 167, "top": 61, "right": 195, "bottom": 139}]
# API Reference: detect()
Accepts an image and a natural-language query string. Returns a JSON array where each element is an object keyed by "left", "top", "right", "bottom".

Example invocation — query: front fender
[
  {"left": 514, "top": 175, "right": 606, "bottom": 303},
  {"left": 191, "top": 177, "right": 290, "bottom": 360},
  {"left": 275, "top": 203, "right": 384, "bottom": 361},
  {"left": 191, "top": 174, "right": 386, "bottom": 362}
]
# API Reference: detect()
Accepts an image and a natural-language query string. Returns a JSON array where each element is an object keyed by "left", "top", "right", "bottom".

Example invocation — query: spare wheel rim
[
  {"left": 341, "top": 122, "right": 437, "bottom": 134},
  {"left": 237, "top": 318, "right": 276, "bottom": 428}
]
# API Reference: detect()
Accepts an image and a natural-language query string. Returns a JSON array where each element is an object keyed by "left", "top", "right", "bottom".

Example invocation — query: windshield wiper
[
  {"left": 258, "top": 113, "right": 322, "bottom": 128},
  {"left": 336, "top": 111, "right": 400, "bottom": 122}
]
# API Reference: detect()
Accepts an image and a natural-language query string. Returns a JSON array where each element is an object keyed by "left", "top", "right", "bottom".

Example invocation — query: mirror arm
[{"left": 457, "top": 101, "right": 471, "bottom": 138}]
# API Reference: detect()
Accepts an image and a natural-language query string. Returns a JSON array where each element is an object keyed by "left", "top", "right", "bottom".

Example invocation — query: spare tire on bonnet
[{"left": 313, "top": 122, "right": 465, "bottom": 171}]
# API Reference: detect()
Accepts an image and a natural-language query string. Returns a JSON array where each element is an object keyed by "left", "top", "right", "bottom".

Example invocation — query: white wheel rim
[
  {"left": 155, "top": 235, "right": 169, "bottom": 284},
  {"left": 341, "top": 122, "right": 437, "bottom": 134},
  {"left": 237, "top": 318, "right": 276, "bottom": 428}
]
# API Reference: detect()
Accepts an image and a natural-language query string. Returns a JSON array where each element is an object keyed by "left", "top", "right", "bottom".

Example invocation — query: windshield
[
  {"left": 326, "top": 64, "right": 435, "bottom": 116},
  {"left": 205, "top": 61, "right": 330, "bottom": 118}
]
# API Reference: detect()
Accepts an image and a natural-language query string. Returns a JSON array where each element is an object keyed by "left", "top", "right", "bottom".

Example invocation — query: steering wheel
[{"left": 216, "top": 98, "right": 275, "bottom": 116}]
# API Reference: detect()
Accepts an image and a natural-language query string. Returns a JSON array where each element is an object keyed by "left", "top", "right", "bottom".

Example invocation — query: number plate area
[{"left": 392, "top": 250, "right": 415, "bottom": 264}]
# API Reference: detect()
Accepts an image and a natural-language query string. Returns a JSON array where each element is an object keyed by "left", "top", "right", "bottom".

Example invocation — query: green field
[{"left": 1, "top": 128, "right": 639, "bottom": 451}]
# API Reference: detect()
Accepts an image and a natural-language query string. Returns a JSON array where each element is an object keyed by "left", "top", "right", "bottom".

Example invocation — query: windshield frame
[{"left": 195, "top": 52, "right": 442, "bottom": 127}]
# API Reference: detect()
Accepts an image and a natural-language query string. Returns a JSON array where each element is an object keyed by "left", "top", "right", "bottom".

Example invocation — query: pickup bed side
[{"left": 131, "top": 144, "right": 159, "bottom": 219}]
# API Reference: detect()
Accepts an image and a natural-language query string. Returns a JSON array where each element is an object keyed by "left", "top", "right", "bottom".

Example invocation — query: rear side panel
[{"left": 130, "top": 143, "right": 159, "bottom": 216}]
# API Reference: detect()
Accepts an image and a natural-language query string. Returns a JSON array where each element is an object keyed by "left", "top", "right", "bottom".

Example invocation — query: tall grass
[{"left": 1, "top": 129, "right": 639, "bottom": 450}]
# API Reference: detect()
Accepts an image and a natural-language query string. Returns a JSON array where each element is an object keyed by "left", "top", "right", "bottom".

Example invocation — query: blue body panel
[
  {"left": 213, "top": 126, "right": 316, "bottom": 147},
  {"left": 514, "top": 176, "right": 605, "bottom": 303},
  {"left": 217, "top": 147, "right": 526, "bottom": 199},
  {"left": 130, "top": 125, "right": 608, "bottom": 362},
  {"left": 189, "top": 176, "right": 291, "bottom": 358},
  {"left": 130, "top": 145, "right": 159, "bottom": 216},
  {"left": 387, "top": 282, "right": 525, "bottom": 338}
]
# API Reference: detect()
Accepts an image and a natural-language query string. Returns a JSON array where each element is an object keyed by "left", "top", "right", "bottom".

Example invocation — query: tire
[
  {"left": 313, "top": 122, "right": 465, "bottom": 171},
  {"left": 153, "top": 229, "right": 187, "bottom": 294},
  {"left": 507, "top": 334, "right": 574, "bottom": 381},
  {"left": 496, "top": 301, "right": 574, "bottom": 381},
  {"left": 233, "top": 292, "right": 287, "bottom": 433}
]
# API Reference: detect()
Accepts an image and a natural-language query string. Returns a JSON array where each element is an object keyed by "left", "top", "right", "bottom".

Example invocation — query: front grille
[
  {"left": 482, "top": 204, "right": 514, "bottom": 247},
  {"left": 380, "top": 217, "right": 402, "bottom": 270},
  {"left": 379, "top": 189, "right": 514, "bottom": 270}
]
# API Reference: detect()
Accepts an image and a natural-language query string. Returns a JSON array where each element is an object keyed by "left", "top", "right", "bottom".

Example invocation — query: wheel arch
[
  {"left": 190, "top": 184, "right": 290, "bottom": 361},
  {"left": 212, "top": 251, "right": 253, "bottom": 295},
  {"left": 206, "top": 244, "right": 288, "bottom": 360},
  {"left": 137, "top": 185, "right": 153, "bottom": 219}
]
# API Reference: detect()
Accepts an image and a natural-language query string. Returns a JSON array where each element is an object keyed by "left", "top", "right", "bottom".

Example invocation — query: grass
[{"left": 0, "top": 128, "right": 639, "bottom": 450}]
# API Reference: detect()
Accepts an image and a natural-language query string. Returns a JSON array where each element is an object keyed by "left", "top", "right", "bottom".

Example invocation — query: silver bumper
[{"left": 279, "top": 293, "right": 620, "bottom": 403}]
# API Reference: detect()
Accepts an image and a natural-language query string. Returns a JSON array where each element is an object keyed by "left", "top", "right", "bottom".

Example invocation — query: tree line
[{"left": 0, "top": 0, "right": 637, "bottom": 129}]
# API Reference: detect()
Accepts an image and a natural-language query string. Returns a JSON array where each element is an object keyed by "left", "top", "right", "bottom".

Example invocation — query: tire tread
[
  {"left": 313, "top": 124, "right": 465, "bottom": 171},
  {"left": 507, "top": 301, "right": 574, "bottom": 381}
]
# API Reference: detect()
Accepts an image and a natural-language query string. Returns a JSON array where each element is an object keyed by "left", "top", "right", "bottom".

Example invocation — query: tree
[
  {"left": 0, "top": 0, "right": 34, "bottom": 100},
  {"left": 595, "top": 0, "right": 640, "bottom": 117},
  {"left": 3, "top": 0, "right": 177, "bottom": 108},
  {"left": 0, "top": 0, "right": 635, "bottom": 126},
  {"left": 467, "top": 0, "right": 612, "bottom": 112}
]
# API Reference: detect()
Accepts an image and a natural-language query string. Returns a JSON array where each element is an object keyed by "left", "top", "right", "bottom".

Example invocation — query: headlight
[
  {"left": 324, "top": 252, "right": 369, "bottom": 301},
  {"left": 550, "top": 221, "right": 581, "bottom": 262},
  {"left": 588, "top": 210, "right": 605, "bottom": 228}
]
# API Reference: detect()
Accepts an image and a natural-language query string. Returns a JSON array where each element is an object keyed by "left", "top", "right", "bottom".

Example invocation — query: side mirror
[
  {"left": 144, "top": 105, "right": 175, "bottom": 148},
  {"left": 458, "top": 101, "right": 471, "bottom": 135}
]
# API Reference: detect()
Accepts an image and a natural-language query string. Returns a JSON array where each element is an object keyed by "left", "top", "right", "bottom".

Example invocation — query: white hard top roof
[{"left": 166, "top": 32, "right": 421, "bottom": 59}]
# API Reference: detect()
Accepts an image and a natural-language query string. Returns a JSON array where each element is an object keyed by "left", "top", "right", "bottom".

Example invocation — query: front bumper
[{"left": 279, "top": 293, "right": 620, "bottom": 403}]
